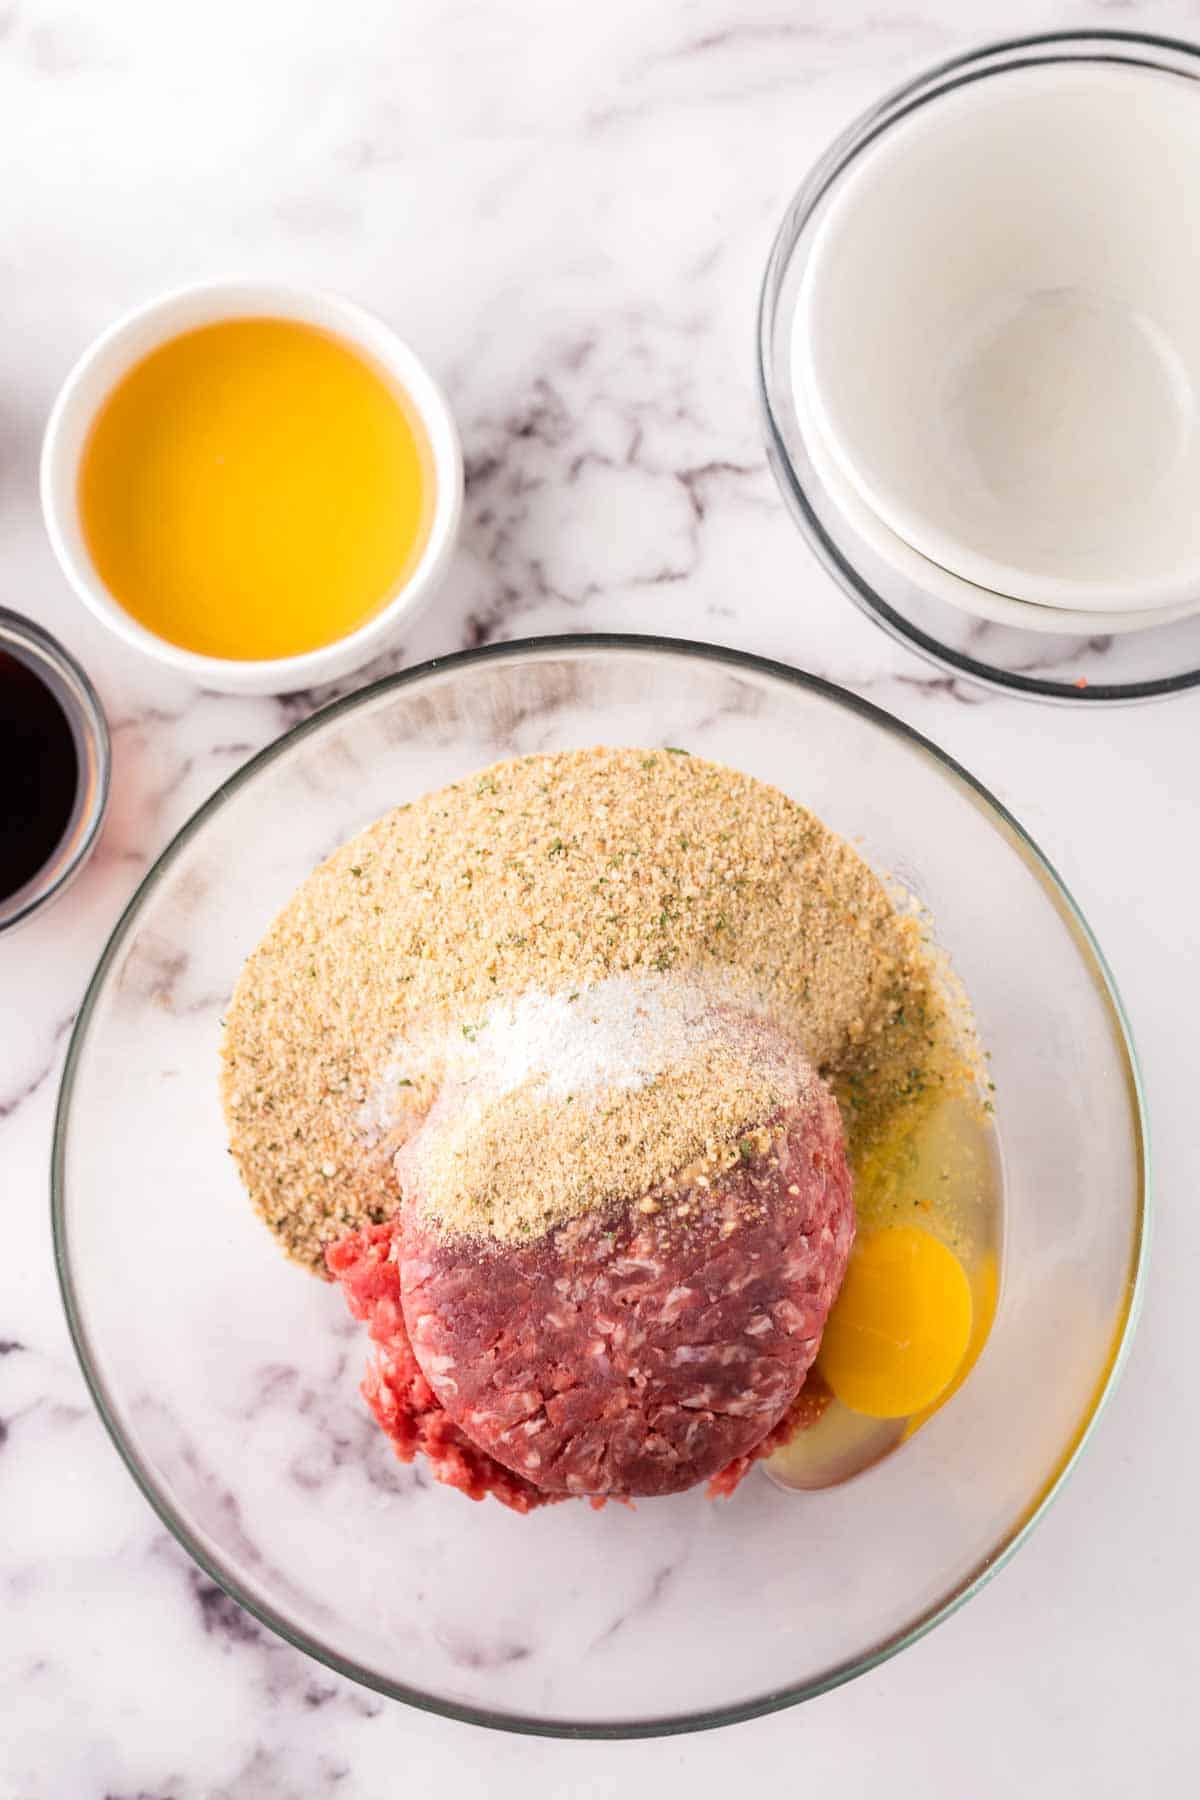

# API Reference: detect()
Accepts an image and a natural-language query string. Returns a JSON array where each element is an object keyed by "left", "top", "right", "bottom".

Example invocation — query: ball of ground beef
[
  {"left": 328, "top": 1220, "right": 835, "bottom": 1512},
  {"left": 396, "top": 1077, "right": 853, "bottom": 1500}
]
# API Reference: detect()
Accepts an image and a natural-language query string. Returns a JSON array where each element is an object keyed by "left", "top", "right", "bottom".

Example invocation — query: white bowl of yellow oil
[{"left": 41, "top": 281, "right": 462, "bottom": 694}]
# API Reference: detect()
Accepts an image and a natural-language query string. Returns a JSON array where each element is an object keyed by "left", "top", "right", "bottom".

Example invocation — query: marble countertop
[{"left": 2, "top": 1, "right": 1196, "bottom": 1793}]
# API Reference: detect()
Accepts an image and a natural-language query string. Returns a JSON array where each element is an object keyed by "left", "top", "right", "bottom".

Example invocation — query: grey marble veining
[{"left": 1, "top": 2, "right": 1197, "bottom": 1795}]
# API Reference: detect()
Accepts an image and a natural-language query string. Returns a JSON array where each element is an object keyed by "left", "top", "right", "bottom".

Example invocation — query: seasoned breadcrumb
[{"left": 221, "top": 748, "right": 969, "bottom": 1271}]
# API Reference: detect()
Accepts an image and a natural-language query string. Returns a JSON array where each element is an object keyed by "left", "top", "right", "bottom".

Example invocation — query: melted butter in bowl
[
  {"left": 41, "top": 281, "right": 463, "bottom": 694},
  {"left": 79, "top": 317, "right": 435, "bottom": 662}
]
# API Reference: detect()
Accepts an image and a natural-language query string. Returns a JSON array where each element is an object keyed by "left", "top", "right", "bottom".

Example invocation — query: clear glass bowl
[
  {"left": 53, "top": 637, "right": 1147, "bottom": 1736},
  {"left": 758, "top": 28, "right": 1200, "bottom": 703}
]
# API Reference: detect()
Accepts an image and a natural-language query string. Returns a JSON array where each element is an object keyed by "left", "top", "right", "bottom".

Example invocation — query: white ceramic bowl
[
  {"left": 794, "top": 364, "right": 1200, "bottom": 637},
  {"left": 798, "top": 63, "right": 1200, "bottom": 614},
  {"left": 41, "top": 281, "right": 463, "bottom": 695}
]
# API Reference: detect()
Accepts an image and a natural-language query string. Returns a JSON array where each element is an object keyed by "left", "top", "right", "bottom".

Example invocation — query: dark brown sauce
[{"left": 0, "top": 648, "right": 79, "bottom": 902}]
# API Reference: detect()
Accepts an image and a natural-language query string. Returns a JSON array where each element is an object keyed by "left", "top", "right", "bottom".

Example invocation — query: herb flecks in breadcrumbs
[{"left": 221, "top": 748, "right": 974, "bottom": 1273}]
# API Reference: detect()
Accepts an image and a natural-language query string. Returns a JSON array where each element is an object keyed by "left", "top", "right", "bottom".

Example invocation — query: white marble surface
[{"left": 1, "top": 1, "right": 1196, "bottom": 1793}]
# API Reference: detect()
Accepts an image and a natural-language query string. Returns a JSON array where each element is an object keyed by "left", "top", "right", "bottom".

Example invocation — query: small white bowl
[
  {"left": 41, "top": 280, "right": 463, "bottom": 695},
  {"left": 798, "top": 63, "right": 1200, "bottom": 614},
  {"left": 794, "top": 361, "right": 1200, "bottom": 636}
]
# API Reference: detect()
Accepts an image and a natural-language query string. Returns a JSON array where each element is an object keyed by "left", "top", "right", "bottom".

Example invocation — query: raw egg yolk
[{"left": 818, "top": 1225, "right": 973, "bottom": 1419}]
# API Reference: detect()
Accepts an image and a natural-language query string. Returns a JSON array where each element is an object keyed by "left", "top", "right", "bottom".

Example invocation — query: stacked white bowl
[{"left": 792, "top": 62, "right": 1200, "bottom": 637}]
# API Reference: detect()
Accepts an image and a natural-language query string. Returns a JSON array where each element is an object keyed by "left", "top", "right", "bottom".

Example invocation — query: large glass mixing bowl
[{"left": 53, "top": 636, "right": 1147, "bottom": 1736}]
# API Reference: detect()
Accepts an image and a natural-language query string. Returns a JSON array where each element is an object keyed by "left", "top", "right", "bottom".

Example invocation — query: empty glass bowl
[{"left": 53, "top": 637, "right": 1147, "bottom": 1735}]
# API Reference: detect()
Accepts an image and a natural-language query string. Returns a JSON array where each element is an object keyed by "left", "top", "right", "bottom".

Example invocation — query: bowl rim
[
  {"left": 39, "top": 277, "right": 464, "bottom": 694},
  {"left": 50, "top": 632, "right": 1151, "bottom": 1738},
  {"left": 758, "top": 26, "right": 1200, "bottom": 702}
]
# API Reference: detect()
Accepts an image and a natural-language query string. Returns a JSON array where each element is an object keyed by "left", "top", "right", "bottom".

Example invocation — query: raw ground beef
[
  {"left": 396, "top": 1080, "right": 853, "bottom": 1499},
  {"left": 328, "top": 1222, "right": 838, "bottom": 1512},
  {"left": 327, "top": 1225, "right": 556, "bottom": 1513},
  {"left": 329, "top": 1071, "right": 853, "bottom": 1508}
]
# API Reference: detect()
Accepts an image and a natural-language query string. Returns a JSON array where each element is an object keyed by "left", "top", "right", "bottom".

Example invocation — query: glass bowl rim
[
  {"left": 757, "top": 26, "right": 1200, "bottom": 705},
  {"left": 50, "top": 631, "right": 1151, "bottom": 1738}
]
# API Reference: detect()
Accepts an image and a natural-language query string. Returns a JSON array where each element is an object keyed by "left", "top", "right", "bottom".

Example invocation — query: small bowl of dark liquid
[{"left": 0, "top": 609, "right": 110, "bottom": 933}]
